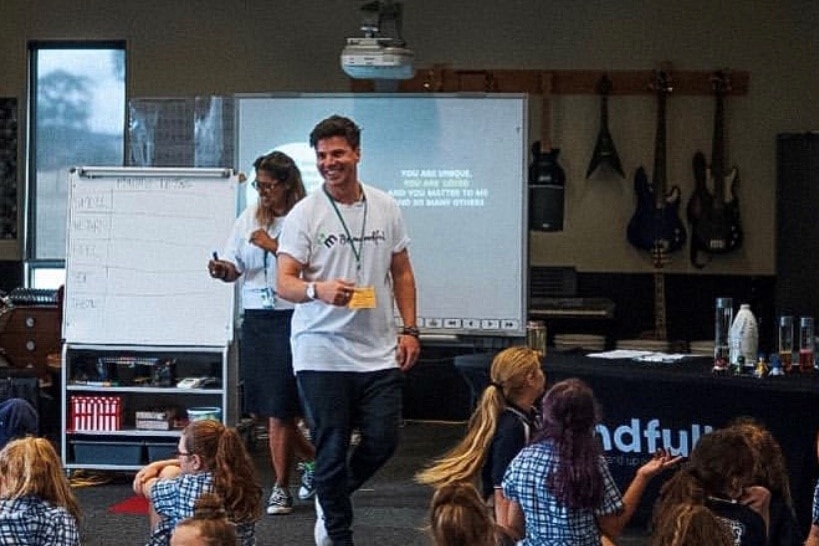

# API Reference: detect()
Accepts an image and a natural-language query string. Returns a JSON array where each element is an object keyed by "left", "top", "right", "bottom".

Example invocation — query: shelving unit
[
  {"left": 61, "top": 343, "right": 237, "bottom": 472},
  {"left": 60, "top": 167, "right": 239, "bottom": 471}
]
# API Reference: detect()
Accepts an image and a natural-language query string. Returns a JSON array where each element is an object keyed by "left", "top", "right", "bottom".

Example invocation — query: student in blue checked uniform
[
  {"left": 416, "top": 346, "right": 545, "bottom": 538},
  {"left": 803, "top": 431, "right": 819, "bottom": 546},
  {"left": 133, "top": 419, "right": 263, "bottom": 546},
  {"left": 0, "top": 437, "right": 81, "bottom": 545},
  {"left": 502, "top": 378, "right": 680, "bottom": 546}
]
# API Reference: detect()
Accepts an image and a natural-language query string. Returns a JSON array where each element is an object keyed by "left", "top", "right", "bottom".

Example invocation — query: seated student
[
  {"left": 653, "top": 427, "right": 769, "bottom": 546},
  {"left": 651, "top": 503, "right": 733, "bottom": 546},
  {"left": 0, "top": 436, "right": 81, "bottom": 545},
  {"left": 416, "top": 346, "right": 546, "bottom": 535},
  {"left": 805, "top": 431, "right": 819, "bottom": 546},
  {"left": 133, "top": 419, "right": 263, "bottom": 546},
  {"left": 728, "top": 417, "right": 802, "bottom": 546},
  {"left": 170, "top": 492, "right": 237, "bottom": 546},
  {"left": 0, "top": 398, "right": 38, "bottom": 449},
  {"left": 502, "top": 378, "right": 680, "bottom": 546},
  {"left": 428, "top": 482, "right": 516, "bottom": 546}
]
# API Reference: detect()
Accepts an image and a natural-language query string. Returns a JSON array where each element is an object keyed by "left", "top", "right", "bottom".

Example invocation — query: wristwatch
[{"left": 305, "top": 282, "right": 317, "bottom": 300}]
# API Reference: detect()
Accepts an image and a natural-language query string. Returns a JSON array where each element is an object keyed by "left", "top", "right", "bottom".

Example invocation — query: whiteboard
[{"left": 63, "top": 167, "right": 237, "bottom": 346}]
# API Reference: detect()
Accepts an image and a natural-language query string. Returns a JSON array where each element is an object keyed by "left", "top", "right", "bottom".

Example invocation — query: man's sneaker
[
  {"left": 298, "top": 461, "right": 316, "bottom": 500},
  {"left": 266, "top": 484, "right": 293, "bottom": 515},
  {"left": 314, "top": 495, "right": 331, "bottom": 546}
]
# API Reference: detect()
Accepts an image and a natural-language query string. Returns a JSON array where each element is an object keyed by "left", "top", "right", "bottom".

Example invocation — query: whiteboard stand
[{"left": 61, "top": 167, "right": 239, "bottom": 471}]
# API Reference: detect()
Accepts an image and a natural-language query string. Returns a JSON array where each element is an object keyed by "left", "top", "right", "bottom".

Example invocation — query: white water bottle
[{"left": 729, "top": 304, "right": 758, "bottom": 370}]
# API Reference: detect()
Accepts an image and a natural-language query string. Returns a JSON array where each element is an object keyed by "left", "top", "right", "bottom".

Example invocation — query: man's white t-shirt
[{"left": 277, "top": 183, "right": 410, "bottom": 373}]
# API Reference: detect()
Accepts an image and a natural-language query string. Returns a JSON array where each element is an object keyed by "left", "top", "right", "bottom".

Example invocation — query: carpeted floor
[{"left": 73, "top": 420, "right": 652, "bottom": 545}]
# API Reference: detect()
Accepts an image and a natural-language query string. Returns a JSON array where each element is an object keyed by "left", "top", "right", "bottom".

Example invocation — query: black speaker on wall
[{"left": 528, "top": 142, "right": 566, "bottom": 231}]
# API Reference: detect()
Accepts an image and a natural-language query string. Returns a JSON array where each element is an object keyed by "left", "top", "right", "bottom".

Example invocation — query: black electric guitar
[
  {"left": 528, "top": 141, "right": 566, "bottom": 231},
  {"left": 627, "top": 71, "right": 687, "bottom": 254},
  {"left": 686, "top": 70, "right": 743, "bottom": 267},
  {"left": 529, "top": 141, "right": 566, "bottom": 187},
  {"left": 587, "top": 74, "right": 625, "bottom": 178}
]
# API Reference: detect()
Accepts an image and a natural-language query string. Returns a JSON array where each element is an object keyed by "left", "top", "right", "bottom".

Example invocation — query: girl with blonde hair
[
  {"left": 429, "top": 482, "right": 515, "bottom": 546},
  {"left": 650, "top": 503, "right": 733, "bottom": 546},
  {"left": 416, "top": 346, "right": 545, "bottom": 534},
  {"left": 0, "top": 436, "right": 81, "bottom": 545},
  {"left": 134, "top": 419, "right": 263, "bottom": 546}
]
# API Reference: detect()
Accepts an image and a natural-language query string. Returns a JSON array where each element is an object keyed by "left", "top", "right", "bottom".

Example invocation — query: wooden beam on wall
[{"left": 349, "top": 67, "right": 750, "bottom": 96}]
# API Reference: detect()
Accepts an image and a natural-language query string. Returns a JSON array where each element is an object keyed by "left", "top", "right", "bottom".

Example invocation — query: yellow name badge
[{"left": 348, "top": 286, "right": 377, "bottom": 309}]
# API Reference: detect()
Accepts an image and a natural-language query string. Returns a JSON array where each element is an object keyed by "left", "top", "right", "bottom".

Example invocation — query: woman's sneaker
[
  {"left": 298, "top": 461, "right": 316, "bottom": 500},
  {"left": 266, "top": 484, "right": 293, "bottom": 515}
]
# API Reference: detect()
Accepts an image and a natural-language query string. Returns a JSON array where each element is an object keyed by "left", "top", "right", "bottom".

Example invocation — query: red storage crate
[{"left": 70, "top": 395, "right": 122, "bottom": 431}]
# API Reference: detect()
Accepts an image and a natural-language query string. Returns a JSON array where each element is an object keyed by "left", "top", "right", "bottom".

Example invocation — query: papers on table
[{"left": 587, "top": 350, "right": 690, "bottom": 363}]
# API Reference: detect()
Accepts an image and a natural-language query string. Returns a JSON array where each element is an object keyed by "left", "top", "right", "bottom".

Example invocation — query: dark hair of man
[
  {"left": 309, "top": 114, "right": 361, "bottom": 149},
  {"left": 532, "top": 378, "right": 604, "bottom": 509}
]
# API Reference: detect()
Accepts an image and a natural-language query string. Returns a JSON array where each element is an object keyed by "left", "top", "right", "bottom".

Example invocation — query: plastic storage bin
[
  {"left": 71, "top": 440, "right": 143, "bottom": 465},
  {"left": 145, "top": 442, "right": 177, "bottom": 462}
]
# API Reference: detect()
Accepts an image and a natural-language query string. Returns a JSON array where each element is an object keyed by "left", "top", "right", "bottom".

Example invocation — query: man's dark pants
[{"left": 297, "top": 367, "right": 403, "bottom": 546}]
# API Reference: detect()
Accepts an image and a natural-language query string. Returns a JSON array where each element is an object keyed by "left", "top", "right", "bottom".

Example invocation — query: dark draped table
[{"left": 454, "top": 350, "right": 819, "bottom": 529}]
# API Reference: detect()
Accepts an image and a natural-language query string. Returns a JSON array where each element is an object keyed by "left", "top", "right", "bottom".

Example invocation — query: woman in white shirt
[{"left": 208, "top": 151, "right": 315, "bottom": 515}]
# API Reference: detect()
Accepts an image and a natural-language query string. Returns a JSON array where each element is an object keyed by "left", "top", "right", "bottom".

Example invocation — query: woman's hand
[
  {"left": 740, "top": 485, "right": 771, "bottom": 531},
  {"left": 249, "top": 228, "right": 277, "bottom": 254},
  {"left": 208, "top": 258, "right": 237, "bottom": 282}
]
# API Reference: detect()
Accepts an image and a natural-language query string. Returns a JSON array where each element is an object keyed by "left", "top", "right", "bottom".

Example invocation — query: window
[{"left": 27, "top": 41, "right": 126, "bottom": 287}]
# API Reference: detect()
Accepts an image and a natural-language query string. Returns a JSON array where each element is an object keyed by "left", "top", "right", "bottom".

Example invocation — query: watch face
[{"left": 307, "top": 283, "right": 316, "bottom": 299}]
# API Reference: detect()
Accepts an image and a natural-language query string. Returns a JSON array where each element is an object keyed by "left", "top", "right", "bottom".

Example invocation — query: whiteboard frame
[{"left": 63, "top": 166, "right": 237, "bottom": 347}]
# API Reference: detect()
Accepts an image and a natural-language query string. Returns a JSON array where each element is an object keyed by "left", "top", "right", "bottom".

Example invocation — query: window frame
[{"left": 25, "top": 40, "right": 128, "bottom": 287}]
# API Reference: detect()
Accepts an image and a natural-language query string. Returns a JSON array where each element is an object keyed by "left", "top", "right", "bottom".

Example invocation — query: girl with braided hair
[
  {"left": 416, "top": 346, "right": 545, "bottom": 537},
  {"left": 170, "top": 492, "right": 237, "bottom": 546}
]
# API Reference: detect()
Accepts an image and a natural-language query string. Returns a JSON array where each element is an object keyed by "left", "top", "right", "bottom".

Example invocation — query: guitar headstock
[
  {"left": 650, "top": 69, "right": 673, "bottom": 96},
  {"left": 596, "top": 74, "right": 613, "bottom": 96},
  {"left": 710, "top": 69, "right": 732, "bottom": 96}
]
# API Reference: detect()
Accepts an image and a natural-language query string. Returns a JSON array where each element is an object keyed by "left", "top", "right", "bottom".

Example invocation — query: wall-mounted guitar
[
  {"left": 529, "top": 74, "right": 566, "bottom": 231},
  {"left": 587, "top": 74, "right": 625, "bottom": 178},
  {"left": 686, "top": 70, "right": 743, "bottom": 268},
  {"left": 627, "top": 70, "right": 687, "bottom": 256},
  {"left": 627, "top": 70, "right": 686, "bottom": 343}
]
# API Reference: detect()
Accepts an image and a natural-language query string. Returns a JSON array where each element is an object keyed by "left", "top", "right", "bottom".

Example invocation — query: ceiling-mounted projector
[
  {"left": 341, "top": 37, "right": 414, "bottom": 80},
  {"left": 341, "top": 0, "right": 415, "bottom": 80}
]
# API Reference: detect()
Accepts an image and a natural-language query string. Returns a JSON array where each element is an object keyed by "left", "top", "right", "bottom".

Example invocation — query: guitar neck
[
  {"left": 653, "top": 269, "right": 667, "bottom": 341},
  {"left": 652, "top": 88, "right": 668, "bottom": 209},
  {"left": 711, "top": 90, "right": 727, "bottom": 202}
]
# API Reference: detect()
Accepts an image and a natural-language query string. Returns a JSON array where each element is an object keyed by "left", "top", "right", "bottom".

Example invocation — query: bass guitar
[
  {"left": 626, "top": 70, "right": 687, "bottom": 255},
  {"left": 686, "top": 70, "right": 743, "bottom": 267}
]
